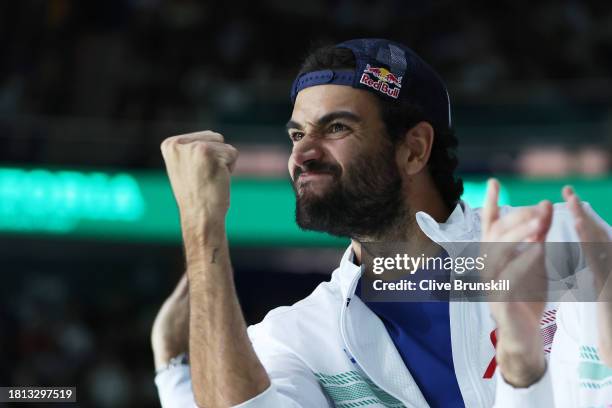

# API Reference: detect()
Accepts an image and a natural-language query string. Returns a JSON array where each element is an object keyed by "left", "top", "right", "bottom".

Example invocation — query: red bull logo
[{"left": 360, "top": 64, "right": 403, "bottom": 99}]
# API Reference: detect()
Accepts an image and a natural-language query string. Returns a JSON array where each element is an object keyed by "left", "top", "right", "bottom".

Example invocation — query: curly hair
[{"left": 296, "top": 44, "right": 464, "bottom": 210}]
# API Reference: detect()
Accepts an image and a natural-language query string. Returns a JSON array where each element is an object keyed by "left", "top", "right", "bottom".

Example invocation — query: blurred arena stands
[
  {"left": 2, "top": 0, "right": 612, "bottom": 172},
  {"left": 0, "top": 1, "right": 611, "bottom": 407}
]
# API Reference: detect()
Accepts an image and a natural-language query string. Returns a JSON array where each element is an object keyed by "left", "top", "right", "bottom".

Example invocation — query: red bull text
[{"left": 360, "top": 64, "right": 402, "bottom": 99}]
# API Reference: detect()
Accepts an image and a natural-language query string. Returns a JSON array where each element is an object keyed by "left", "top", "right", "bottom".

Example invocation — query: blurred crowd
[
  {"left": 0, "top": 242, "right": 330, "bottom": 408},
  {"left": 1, "top": 250, "right": 175, "bottom": 407},
  {"left": 2, "top": 0, "right": 612, "bottom": 120},
  {"left": 0, "top": 0, "right": 611, "bottom": 171}
]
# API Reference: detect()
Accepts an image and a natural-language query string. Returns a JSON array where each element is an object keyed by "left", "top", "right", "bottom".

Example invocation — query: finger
[
  {"left": 562, "top": 186, "right": 589, "bottom": 228},
  {"left": 218, "top": 145, "right": 239, "bottom": 172},
  {"left": 562, "top": 186, "right": 606, "bottom": 242},
  {"left": 499, "top": 216, "right": 542, "bottom": 242},
  {"left": 177, "top": 140, "right": 236, "bottom": 162},
  {"left": 176, "top": 141, "right": 239, "bottom": 176},
  {"left": 562, "top": 187, "right": 610, "bottom": 288},
  {"left": 160, "top": 133, "right": 225, "bottom": 157},
  {"left": 563, "top": 186, "right": 594, "bottom": 238},
  {"left": 563, "top": 187, "right": 611, "bottom": 297},
  {"left": 492, "top": 206, "right": 542, "bottom": 239},
  {"left": 532, "top": 200, "right": 553, "bottom": 242},
  {"left": 561, "top": 185, "right": 573, "bottom": 201},
  {"left": 174, "top": 131, "right": 224, "bottom": 144},
  {"left": 482, "top": 178, "right": 500, "bottom": 234},
  {"left": 563, "top": 185, "right": 588, "bottom": 221},
  {"left": 201, "top": 144, "right": 239, "bottom": 173}
]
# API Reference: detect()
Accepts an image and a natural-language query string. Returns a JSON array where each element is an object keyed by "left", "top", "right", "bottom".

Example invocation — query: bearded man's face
[{"left": 287, "top": 85, "right": 405, "bottom": 238}]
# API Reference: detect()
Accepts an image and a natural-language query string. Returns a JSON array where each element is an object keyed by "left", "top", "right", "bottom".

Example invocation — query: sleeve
[
  {"left": 492, "top": 364, "right": 554, "bottom": 408},
  {"left": 582, "top": 202, "right": 612, "bottom": 238},
  {"left": 549, "top": 302, "right": 581, "bottom": 408},
  {"left": 154, "top": 324, "right": 332, "bottom": 408},
  {"left": 155, "top": 364, "right": 197, "bottom": 408}
]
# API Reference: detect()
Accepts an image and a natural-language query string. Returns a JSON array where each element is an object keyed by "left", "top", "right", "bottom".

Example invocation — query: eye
[
  {"left": 289, "top": 131, "right": 304, "bottom": 142},
  {"left": 329, "top": 123, "right": 349, "bottom": 133}
]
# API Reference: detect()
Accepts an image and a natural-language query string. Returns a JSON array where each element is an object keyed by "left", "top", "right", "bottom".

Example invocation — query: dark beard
[{"left": 293, "top": 143, "right": 405, "bottom": 239}]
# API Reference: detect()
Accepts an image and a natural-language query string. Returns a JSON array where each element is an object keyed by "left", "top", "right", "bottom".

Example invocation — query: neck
[{"left": 350, "top": 197, "right": 453, "bottom": 265}]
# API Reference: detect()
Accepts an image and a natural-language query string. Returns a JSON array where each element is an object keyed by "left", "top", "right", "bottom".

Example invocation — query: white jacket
[
  {"left": 155, "top": 201, "right": 609, "bottom": 407},
  {"left": 551, "top": 302, "right": 612, "bottom": 408}
]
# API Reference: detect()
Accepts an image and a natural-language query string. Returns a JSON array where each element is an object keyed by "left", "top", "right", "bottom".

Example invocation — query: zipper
[
  {"left": 444, "top": 243, "right": 483, "bottom": 407},
  {"left": 449, "top": 233, "right": 488, "bottom": 407},
  {"left": 458, "top": 289, "right": 486, "bottom": 407},
  {"left": 339, "top": 268, "right": 414, "bottom": 407},
  {"left": 423, "top": 226, "right": 489, "bottom": 407}
]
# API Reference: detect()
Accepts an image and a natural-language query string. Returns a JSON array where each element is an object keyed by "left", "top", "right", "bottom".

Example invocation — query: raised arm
[
  {"left": 150, "top": 271, "right": 332, "bottom": 408},
  {"left": 482, "top": 179, "right": 552, "bottom": 388},
  {"left": 151, "top": 274, "right": 194, "bottom": 407},
  {"left": 562, "top": 186, "right": 612, "bottom": 365},
  {"left": 151, "top": 273, "right": 189, "bottom": 372},
  {"left": 160, "top": 131, "right": 269, "bottom": 407},
  {"left": 480, "top": 179, "right": 557, "bottom": 408}
]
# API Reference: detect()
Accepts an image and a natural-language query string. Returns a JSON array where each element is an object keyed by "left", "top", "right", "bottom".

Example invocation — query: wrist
[
  {"left": 180, "top": 207, "right": 225, "bottom": 235},
  {"left": 496, "top": 341, "right": 546, "bottom": 387},
  {"left": 181, "top": 216, "right": 227, "bottom": 266},
  {"left": 179, "top": 203, "right": 227, "bottom": 226},
  {"left": 152, "top": 336, "right": 188, "bottom": 369},
  {"left": 154, "top": 352, "right": 189, "bottom": 373}
]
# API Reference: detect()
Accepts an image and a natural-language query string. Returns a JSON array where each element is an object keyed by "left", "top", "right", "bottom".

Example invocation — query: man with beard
[{"left": 152, "top": 39, "right": 610, "bottom": 407}]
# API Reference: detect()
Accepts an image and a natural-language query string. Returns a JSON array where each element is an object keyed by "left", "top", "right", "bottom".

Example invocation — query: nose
[{"left": 291, "top": 136, "right": 323, "bottom": 169}]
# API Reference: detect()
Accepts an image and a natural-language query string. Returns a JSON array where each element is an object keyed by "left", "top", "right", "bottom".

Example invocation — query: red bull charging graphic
[{"left": 360, "top": 64, "right": 403, "bottom": 98}]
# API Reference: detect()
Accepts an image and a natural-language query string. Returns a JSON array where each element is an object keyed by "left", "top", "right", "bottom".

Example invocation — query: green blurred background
[{"left": 0, "top": 168, "right": 610, "bottom": 245}]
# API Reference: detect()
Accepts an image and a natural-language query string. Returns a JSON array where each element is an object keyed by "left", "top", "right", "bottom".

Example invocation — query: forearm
[
  {"left": 184, "top": 219, "right": 270, "bottom": 407},
  {"left": 151, "top": 273, "right": 189, "bottom": 371}
]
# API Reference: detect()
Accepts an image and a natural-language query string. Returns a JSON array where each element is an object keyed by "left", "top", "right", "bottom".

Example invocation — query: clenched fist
[{"left": 161, "top": 131, "right": 239, "bottom": 223}]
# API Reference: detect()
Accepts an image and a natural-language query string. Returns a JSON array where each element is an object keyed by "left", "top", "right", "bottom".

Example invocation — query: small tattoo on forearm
[{"left": 211, "top": 248, "right": 219, "bottom": 264}]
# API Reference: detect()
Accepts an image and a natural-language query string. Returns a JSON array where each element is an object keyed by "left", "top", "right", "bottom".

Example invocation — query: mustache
[{"left": 294, "top": 161, "right": 342, "bottom": 180}]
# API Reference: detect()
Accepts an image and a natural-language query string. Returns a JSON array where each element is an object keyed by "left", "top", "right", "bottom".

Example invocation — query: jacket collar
[
  {"left": 337, "top": 200, "right": 478, "bottom": 299},
  {"left": 416, "top": 199, "right": 476, "bottom": 242}
]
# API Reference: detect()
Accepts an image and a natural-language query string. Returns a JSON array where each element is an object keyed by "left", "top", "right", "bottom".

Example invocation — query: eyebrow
[{"left": 285, "top": 110, "right": 362, "bottom": 131}]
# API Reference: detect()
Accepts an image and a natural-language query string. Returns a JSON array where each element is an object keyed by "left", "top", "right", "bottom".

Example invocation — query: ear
[{"left": 395, "top": 121, "right": 435, "bottom": 176}]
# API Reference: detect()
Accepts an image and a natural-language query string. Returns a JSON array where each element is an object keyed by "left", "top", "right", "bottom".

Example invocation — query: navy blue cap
[{"left": 291, "top": 38, "right": 452, "bottom": 129}]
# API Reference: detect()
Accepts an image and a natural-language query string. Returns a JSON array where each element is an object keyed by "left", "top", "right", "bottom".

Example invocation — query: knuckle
[
  {"left": 160, "top": 137, "right": 173, "bottom": 151},
  {"left": 160, "top": 138, "right": 179, "bottom": 157},
  {"left": 227, "top": 144, "right": 239, "bottom": 156},
  {"left": 203, "top": 130, "right": 224, "bottom": 142},
  {"left": 196, "top": 143, "right": 218, "bottom": 160},
  {"left": 197, "top": 142, "right": 211, "bottom": 154}
]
